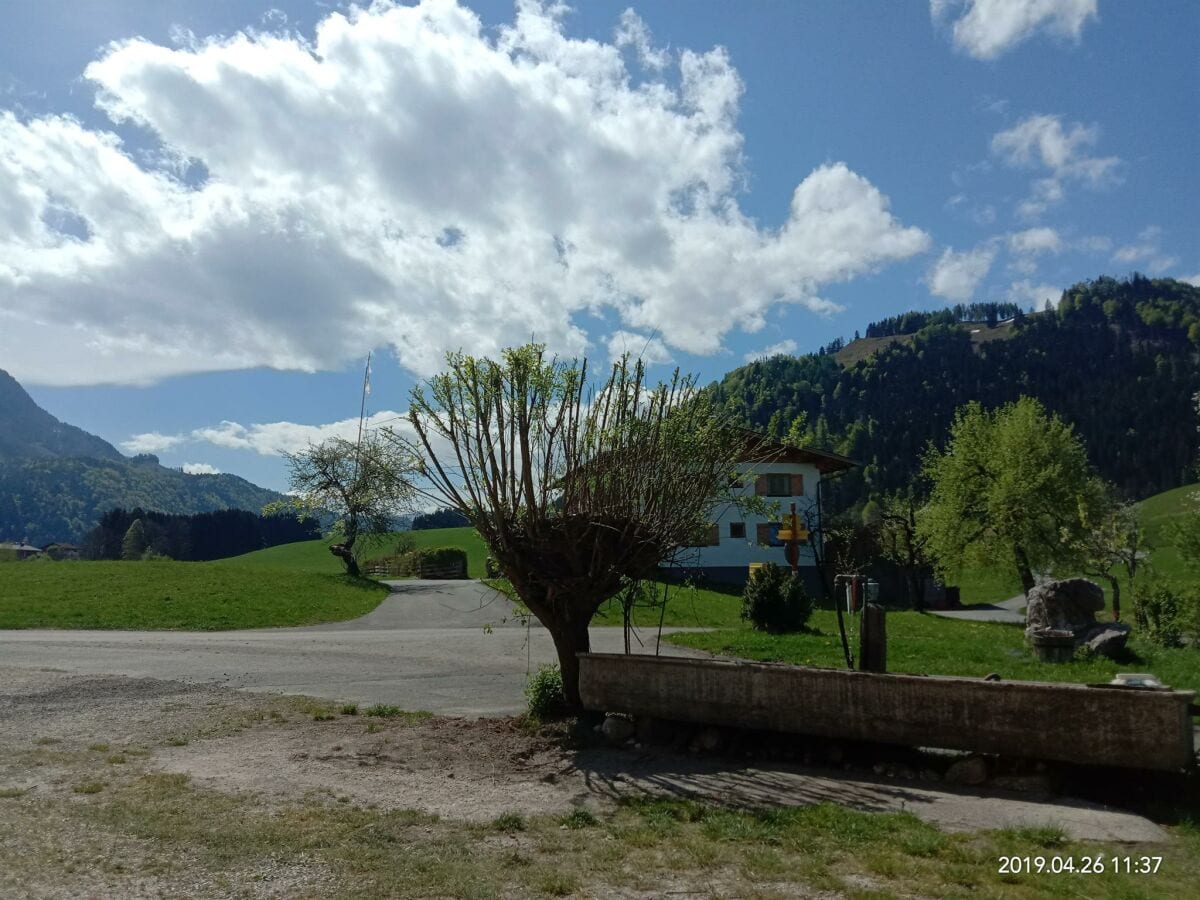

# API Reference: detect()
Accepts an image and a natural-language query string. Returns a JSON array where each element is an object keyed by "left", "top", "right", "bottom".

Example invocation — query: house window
[
  {"left": 755, "top": 523, "right": 783, "bottom": 547},
  {"left": 729, "top": 521, "right": 746, "bottom": 539},
  {"left": 687, "top": 524, "right": 721, "bottom": 547},
  {"left": 754, "top": 473, "right": 805, "bottom": 496}
]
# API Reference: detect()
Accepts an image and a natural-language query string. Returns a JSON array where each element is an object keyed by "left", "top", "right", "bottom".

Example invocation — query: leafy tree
[
  {"left": 121, "top": 519, "right": 148, "bottom": 560},
  {"left": 405, "top": 345, "right": 752, "bottom": 708},
  {"left": 872, "top": 491, "right": 932, "bottom": 608},
  {"left": 1068, "top": 495, "right": 1146, "bottom": 621},
  {"left": 411, "top": 506, "right": 470, "bottom": 530},
  {"left": 917, "top": 397, "right": 1103, "bottom": 594},
  {"left": 276, "top": 434, "right": 418, "bottom": 577}
]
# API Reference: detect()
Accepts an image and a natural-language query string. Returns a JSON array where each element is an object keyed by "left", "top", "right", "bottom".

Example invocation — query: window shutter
[
  {"left": 756, "top": 523, "right": 772, "bottom": 545},
  {"left": 754, "top": 475, "right": 769, "bottom": 496},
  {"left": 708, "top": 524, "right": 720, "bottom": 546},
  {"left": 790, "top": 474, "right": 805, "bottom": 496}
]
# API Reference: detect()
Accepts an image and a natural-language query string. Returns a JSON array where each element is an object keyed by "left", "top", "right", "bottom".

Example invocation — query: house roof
[{"left": 734, "top": 429, "right": 857, "bottom": 474}]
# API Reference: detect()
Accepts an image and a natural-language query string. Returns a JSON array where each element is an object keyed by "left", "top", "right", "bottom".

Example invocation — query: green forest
[{"left": 711, "top": 275, "right": 1200, "bottom": 514}]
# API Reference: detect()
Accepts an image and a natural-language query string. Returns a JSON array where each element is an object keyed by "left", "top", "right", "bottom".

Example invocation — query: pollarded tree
[
  {"left": 276, "top": 433, "right": 418, "bottom": 577},
  {"left": 403, "top": 345, "right": 754, "bottom": 708},
  {"left": 917, "top": 397, "right": 1103, "bottom": 595}
]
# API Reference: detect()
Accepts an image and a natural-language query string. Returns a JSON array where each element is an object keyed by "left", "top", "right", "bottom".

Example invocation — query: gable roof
[{"left": 733, "top": 428, "right": 857, "bottom": 474}]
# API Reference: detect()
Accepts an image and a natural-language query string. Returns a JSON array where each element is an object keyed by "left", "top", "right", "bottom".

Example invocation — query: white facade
[{"left": 674, "top": 459, "right": 823, "bottom": 572}]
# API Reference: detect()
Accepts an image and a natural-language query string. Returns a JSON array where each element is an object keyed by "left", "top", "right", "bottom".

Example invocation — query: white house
[{"left": 662, "top": 431, "right": 856, "bottom": 590}]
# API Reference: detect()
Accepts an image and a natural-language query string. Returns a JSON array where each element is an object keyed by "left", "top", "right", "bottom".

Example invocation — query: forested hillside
[
  {"left": 713, "top": 275, "right": 1200, "bottom": 513},
  {"left": 0, "top": 369, "right": 285, "bottom": 544}
]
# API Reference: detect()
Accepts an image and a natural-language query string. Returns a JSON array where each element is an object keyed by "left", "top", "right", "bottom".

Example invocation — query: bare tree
[
  {"left": 274, "top": 433, "right": 418, "bottom": 577},
  {"left": 402, "top": 344, "right": 752, "bottom": 707}
]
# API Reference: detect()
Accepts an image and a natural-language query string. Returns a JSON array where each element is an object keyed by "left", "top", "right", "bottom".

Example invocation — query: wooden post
[{"left": 859, "top": 603, "right": 887, "bottom": 673}]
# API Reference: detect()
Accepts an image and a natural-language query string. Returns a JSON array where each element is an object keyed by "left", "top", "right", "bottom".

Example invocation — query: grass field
[
  {"left": 223, "top": 526, "right": 490, "bottom": 579},
  {"left": 666, "top": 609, "right": 1200, "bottom": 696},
  {"left": 0, "top": 560, "right": 388, "bottom": 630}
]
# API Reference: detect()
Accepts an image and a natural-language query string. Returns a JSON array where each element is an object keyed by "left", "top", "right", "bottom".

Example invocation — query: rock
[
  {"left": 944, "top": 756, "right": 989, "bottom": 786},
  {"left": 1025, "top": 578, "right": 1105, "bottom": 638},
  {"left": 1078, "top": 623, "right": 1133, "bottom": 659},
  {"left": 600, "top": 716, "right": 635, "bottom": 745},
  {"left": 990, "top": 774, "right": 1054, "bottom": 795}
]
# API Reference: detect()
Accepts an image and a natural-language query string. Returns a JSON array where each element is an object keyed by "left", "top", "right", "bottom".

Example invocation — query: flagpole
[{"left": 354, "top": 351, "right": 372, "bottom": 479}]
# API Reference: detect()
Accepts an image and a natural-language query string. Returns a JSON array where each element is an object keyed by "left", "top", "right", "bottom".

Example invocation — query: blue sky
[{"left": 2, "top": 0, "right": 1197, "bottom": 491}]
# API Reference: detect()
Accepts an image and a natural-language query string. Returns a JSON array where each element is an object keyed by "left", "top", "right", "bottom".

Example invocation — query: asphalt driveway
[{"left": 0, "top": 580, "right": 705, "bottom": 715}]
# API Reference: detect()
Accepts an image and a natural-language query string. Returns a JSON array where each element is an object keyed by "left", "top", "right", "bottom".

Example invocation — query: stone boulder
[
  {"left": 1025, "top": 578, "right": 1105, "bottom": 638},
  {"left": 1078, "top": 622, "right": 1133, "bottom": 659}
]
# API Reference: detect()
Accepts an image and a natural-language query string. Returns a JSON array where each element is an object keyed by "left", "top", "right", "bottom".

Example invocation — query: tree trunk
[
  {"left": 330, "top": 543, "right": 360, "bottom": 577},
  {"left": 1013, "top": 545, "right": 1036, "bottom": 595},
  {"left": 547, "top": 614, "right": 592, "bottom": 711},
  {"left": 1108, "top": 575, "right": 1120, "bottom": 622}
]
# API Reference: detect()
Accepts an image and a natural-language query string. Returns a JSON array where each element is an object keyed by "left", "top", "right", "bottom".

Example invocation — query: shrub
[
  {"left": 741, "top": 563, "right": 814, "bottom": 634},
  {"left": 363, "top": 546, "right": 468, "bottom": 578},
  {"left": 525, "top": 664, "right": 567, "bottom": 720},
  {"left": 485, "top": 555, "right": 501, "bottom": 578},
  {"left": 1132, "top": 582, "right": 1189, "bottom": 648}
]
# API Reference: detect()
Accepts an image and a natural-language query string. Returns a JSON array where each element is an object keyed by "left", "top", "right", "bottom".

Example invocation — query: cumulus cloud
[
  {"left": 0, "top": 0, "right": 928, "bottom": 387},
  {"left": 992, "top": 114, "right": 1119, "bottom": 219},
  {"left": 605, "top": 330, "right": 672, "bottom": 365},
  {"left": 1008, "top": 226, "right": 1061, "bottom": 256},
  {"left": 120, "top": 432, "right": 185, "bottom": 454},
  {"left": 1181, "top": 274, "right": 1200, "bottom": 288},
  {"left": 181, "top": 462, "right": 220, "bottom": 475},
  {"left": 925, "top": 244, "right": 997, "bottom": 302},
  {"left": 743, "top": 339, "right": 798, "bottom": 363},
  {"left": 192, "top": 410, "right": 409, "bottom": 457},
  {"left": 1007, "top": 279, "right": 1062, "bottom": 309},
  {"left": 1111, "top": 226, "right": 1179, "bottom": 274},
  {"left": 932, "top": 0, "right": 1098, "bottom": 60}
]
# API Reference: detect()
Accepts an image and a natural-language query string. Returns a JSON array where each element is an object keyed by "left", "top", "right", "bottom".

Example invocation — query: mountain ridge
[{"left": 0, "top": 369, "right": 283, "bottom": 545}]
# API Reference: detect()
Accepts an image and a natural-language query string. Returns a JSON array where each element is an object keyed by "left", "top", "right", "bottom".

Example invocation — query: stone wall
[{"left": 578, "top": 653, "right": 1196, "bottom": 772}]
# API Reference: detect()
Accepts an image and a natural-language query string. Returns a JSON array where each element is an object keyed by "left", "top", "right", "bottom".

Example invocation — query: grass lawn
[
  {"left": 223, "top": 526, "right": 490, "bottom": 579},
  {"left": 666, "top": 610, "right": 1200, "bottom": 696},
  {"left": 0, "top": 560, "right": 388, "bottom": 630}
]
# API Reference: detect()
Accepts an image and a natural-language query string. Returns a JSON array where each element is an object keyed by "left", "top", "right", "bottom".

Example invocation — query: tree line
[{"left": 83, "top": 507, "right": 319, "bottom": 561}]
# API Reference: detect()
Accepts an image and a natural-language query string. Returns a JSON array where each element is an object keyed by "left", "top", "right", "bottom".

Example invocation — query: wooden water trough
[{"left": 578, "top": 653, "right": 1197, "bottom": 772}]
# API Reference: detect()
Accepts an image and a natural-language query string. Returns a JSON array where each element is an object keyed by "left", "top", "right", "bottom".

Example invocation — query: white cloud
[
  {"left": 1008, "top": 279, "right": 1062, "bottom": 309},
  {"left": 120, "top": 432, "right": 185, "bottom": 454},
  {"left": 1181, "top": 274, "right": 1200, "bottom": 287},
  {"left": 1075, "top": 234, "right": 1112, "bottom": 254},
  {"left": 1008, "top": 226, "right": 1061, "bottom": 256},
  {"left": 0, "top": 0, "right": 928, "bottom": 387},
  {"left": 925, "top": 244, "right": 997, "bottom": 302},
  {"left": 606, "top": 330, "right": 672, "bottom": 365},
  {"left": 992, "top": 114, "right": 1120, "bottom": 220},
  {"left": 181, "top": 462, "right": 220, "bottom": 475},
  {"left": 614, "top": 9, "right": 669, "bottom": 71},
  {"left": 743, "top": 339, "right": 798, "bottom": 363},
  {"left": 192, "top": 409, "right": 408, "bottom": 457},
  {"left": 1112, "top": 226, "right": 1179, "bottom": 274},
  {"left": 932, "top": 0, "right": 1098, "bottom": 60}
]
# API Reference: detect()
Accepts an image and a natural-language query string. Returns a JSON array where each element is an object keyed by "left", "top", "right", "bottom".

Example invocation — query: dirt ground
[{"left": 1, "top": 666, "right": 1195, "bottom": 899}]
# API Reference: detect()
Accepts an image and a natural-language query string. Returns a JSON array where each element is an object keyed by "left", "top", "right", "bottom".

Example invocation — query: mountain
[
  {"left": 0, "top": 369, "right": 283, "bottom": 545},
  {"left": 712, "top": 275, "right": 1200, "bottom": 514},
  {"left": 0, "top": 370, "right": 124, "bottom": 462}
]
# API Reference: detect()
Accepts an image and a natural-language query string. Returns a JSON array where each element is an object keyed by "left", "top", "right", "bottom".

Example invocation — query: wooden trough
[{"left": 578, "top": 653, "right": 1197, "bottom": 772}]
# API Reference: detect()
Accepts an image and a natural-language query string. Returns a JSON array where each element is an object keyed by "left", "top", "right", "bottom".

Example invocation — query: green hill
[
  {"left": 0, "top": 368, "right": 285, "bottom": 545},
  {"left": 715, "top": 275, "right": 1200, "bottom": 514},
  {"left": 226, "top": 526, "right": 490, "bottom": 578},
  {"left": 1138, "top": 481, "right": 1199, "bottom": 584}
]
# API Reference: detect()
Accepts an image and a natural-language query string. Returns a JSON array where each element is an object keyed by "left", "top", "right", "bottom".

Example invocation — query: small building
[
  {"left": 661, "top": 431, "right": 856, "bottom": 592},
  {"left": 0, "top": 540, "right": 44, "bottom": 560},
  {"left": 43, "top": 543, "right": 81, "bottom": 560}
]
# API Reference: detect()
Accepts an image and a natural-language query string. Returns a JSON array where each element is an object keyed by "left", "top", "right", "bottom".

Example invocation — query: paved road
[
  {"left": 0, "top": 580, "right": 706, "bottom": 716},
  {"left": 928, "top": 594, "right": 1026, "bottom": 624}
]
